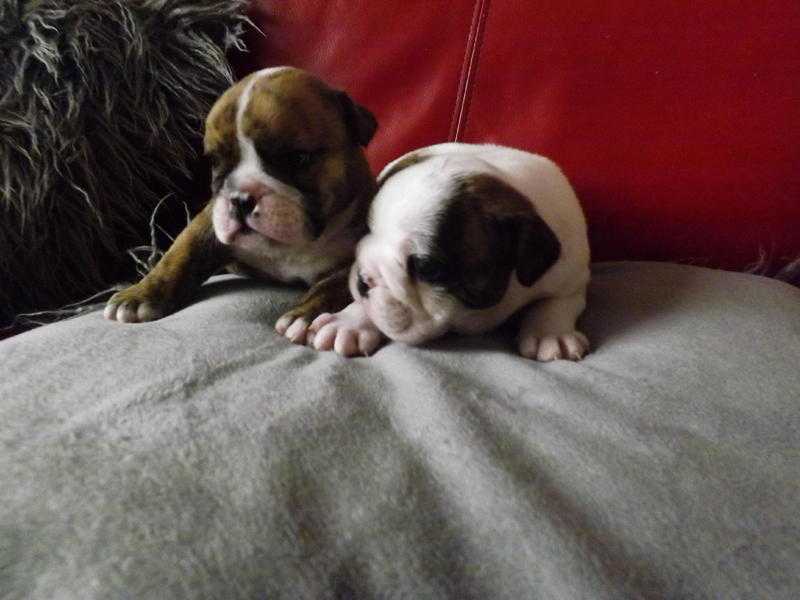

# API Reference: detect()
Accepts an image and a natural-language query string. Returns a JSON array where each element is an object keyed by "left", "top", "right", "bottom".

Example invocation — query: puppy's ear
[
  {"left": 473, "top": 175, "right": 561, "bottom": 287},
  {"left": 431, "top": 175, "right": 561, "bottom": 309},
  {"left": 336, "top": 91, "right": 378, "bottom": 147},
  {"left": 506, "top": 211, "right": 561, "bottom": 286}
]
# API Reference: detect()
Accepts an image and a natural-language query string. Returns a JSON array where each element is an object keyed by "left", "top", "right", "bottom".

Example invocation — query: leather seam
[
  {"left": 449, "top": 0, "right": 491, "bottom": 141},
  {"left": 449, "top": 0, "right": 482, "bottom": 141}
]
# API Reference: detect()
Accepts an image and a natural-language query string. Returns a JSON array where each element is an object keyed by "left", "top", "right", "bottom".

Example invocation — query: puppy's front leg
[
  {"left": 105, "top": 204, "right": 227, "bottom": 323},
  {"left": 275, "top": 267, "right": 356, "bottom": 344},
  {"left": 518, "top": 291, "right": 590, "bottom": 361}
]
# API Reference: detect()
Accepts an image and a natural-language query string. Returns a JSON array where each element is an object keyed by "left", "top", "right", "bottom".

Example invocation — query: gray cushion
[{"left": 1, "top": 262, "right": 798, "bottom": 599}]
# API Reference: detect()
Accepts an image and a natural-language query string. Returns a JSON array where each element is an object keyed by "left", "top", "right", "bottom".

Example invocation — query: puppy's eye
[
  {"left": 287, "top": 150, "right": 313, "bottom": 167},
  {"left": 207, "top": 151, "right": 234, "bottom": 175},
  {"left": 407, "top": 254, "right": 448, "bottom": 283},
  {"left": 207, "top": 154, "right": 230, "bottom": 192}
]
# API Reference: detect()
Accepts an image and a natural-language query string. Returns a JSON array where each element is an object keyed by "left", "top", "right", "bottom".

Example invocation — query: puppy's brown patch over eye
[
  {"left": 238, "top": 71, "right": 376, "bottom": 234},
  {"left": 429, "top": 174, "right": 561, "bottom": 309},
  {"left": 407, "top": 254, "right": 449, "bottom": 284},
  {"left": 203, "top": 78, "right": 245, "bottom": 162}
]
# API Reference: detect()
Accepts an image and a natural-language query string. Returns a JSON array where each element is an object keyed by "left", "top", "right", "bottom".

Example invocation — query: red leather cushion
[
  {"left": 239, "top": 1, "right": 800, "bottom": 272},
  {"left": 236, "top": 2, "right": 474, "bottom": 170}
]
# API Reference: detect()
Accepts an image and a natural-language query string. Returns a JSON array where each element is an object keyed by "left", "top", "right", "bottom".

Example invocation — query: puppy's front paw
[
  {"left": 518, "top": 331, "right": 589, "bottom": 362},
  {"left": 104, "top": 283, "right": 170, "bottom": 323},
  {"left": 306, "top": 303, "right": 383, "bottom": 357},
  {"left": 275, "top": 310, "right": 312, "bottom": 345}
]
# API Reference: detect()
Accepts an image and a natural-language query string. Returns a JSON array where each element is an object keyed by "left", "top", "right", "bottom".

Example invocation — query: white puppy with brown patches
[{"left": 306, "top": 142, "right": 591, "bottom": 360}]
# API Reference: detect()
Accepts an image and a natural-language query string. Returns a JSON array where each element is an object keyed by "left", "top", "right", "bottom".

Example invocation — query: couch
[{"left": 2, "top": 2, "right": 799, "bottom": 598}]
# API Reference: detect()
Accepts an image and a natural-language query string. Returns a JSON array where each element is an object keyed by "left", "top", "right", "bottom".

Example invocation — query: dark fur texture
[
  {"left": 0, "top": 0, "right": 251, "bottom": 326},
  {"left": 411, "top": 174, "right": 561, "bottom": 310}
]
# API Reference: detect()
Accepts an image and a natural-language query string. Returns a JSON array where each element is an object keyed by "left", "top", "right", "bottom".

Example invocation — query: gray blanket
[{"left": 1, "top": 262, "right": 799, "bottom": 599}]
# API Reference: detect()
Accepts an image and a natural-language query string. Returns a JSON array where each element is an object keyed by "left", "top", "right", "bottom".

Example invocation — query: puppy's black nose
[
  {"left": 233, "top": 195, "right": 257, "bottom": 221},
  {"left": 357, "top": 272, "right": 370, "bottom": 297}
]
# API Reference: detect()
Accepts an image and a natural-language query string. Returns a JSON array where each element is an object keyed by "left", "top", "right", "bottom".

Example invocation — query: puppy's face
[
  {"left": 351, "top": 158, "right": 561, "bottom": 345},
  {"left": 203, "top": 67, "right": 376, "bottom": 248}
]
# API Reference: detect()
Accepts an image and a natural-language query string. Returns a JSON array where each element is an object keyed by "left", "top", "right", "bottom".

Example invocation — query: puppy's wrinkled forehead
[{"left": 204, "top": 69, "right": 348, "bottom": 157}]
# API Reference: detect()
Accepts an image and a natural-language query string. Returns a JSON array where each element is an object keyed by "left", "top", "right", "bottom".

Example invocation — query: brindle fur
[
  {"left": 277, "top": 267, "right": 354, "bottom": 325},
  {"left": 107, "top": 204, "right": 227, "bottom": 317}
]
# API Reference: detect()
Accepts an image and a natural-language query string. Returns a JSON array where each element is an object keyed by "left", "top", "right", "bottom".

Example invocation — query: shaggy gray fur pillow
[{"left": 0, "top": 0, "right": 251, "bottom": 326}]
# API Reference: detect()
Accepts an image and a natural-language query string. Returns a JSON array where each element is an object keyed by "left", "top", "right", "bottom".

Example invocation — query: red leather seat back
[{"left": 239, "top": 1, "right": 800, "bottom": 271}]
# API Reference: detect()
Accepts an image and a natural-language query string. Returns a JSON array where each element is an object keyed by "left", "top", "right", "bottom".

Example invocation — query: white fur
[
  {"left": 315, "top": 143, "right": 592, "bottom": 360},
  {"left": 230, "top": 67, "right": 295, "bottom": 194}
]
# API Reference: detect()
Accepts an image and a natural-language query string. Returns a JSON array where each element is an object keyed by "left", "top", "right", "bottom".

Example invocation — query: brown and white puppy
[
  {"left": 104, "top": 67, "right": 377, "bottom": 336},
  {"left": 305, "top": 143, "right": 591, "bottom": 360}
]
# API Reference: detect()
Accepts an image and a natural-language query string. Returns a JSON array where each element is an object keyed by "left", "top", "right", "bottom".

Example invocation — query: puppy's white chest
[{"left": 232, "top": 235, "right": 340, "bottom": 284}]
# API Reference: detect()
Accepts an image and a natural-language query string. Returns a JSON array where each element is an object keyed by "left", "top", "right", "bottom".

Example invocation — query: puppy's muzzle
[
  {"left": 359, "top": 282, "right": 413, "bottom": 335},
  {"left": 377, "top": 295, "right": 413, "bottom": 333}
]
